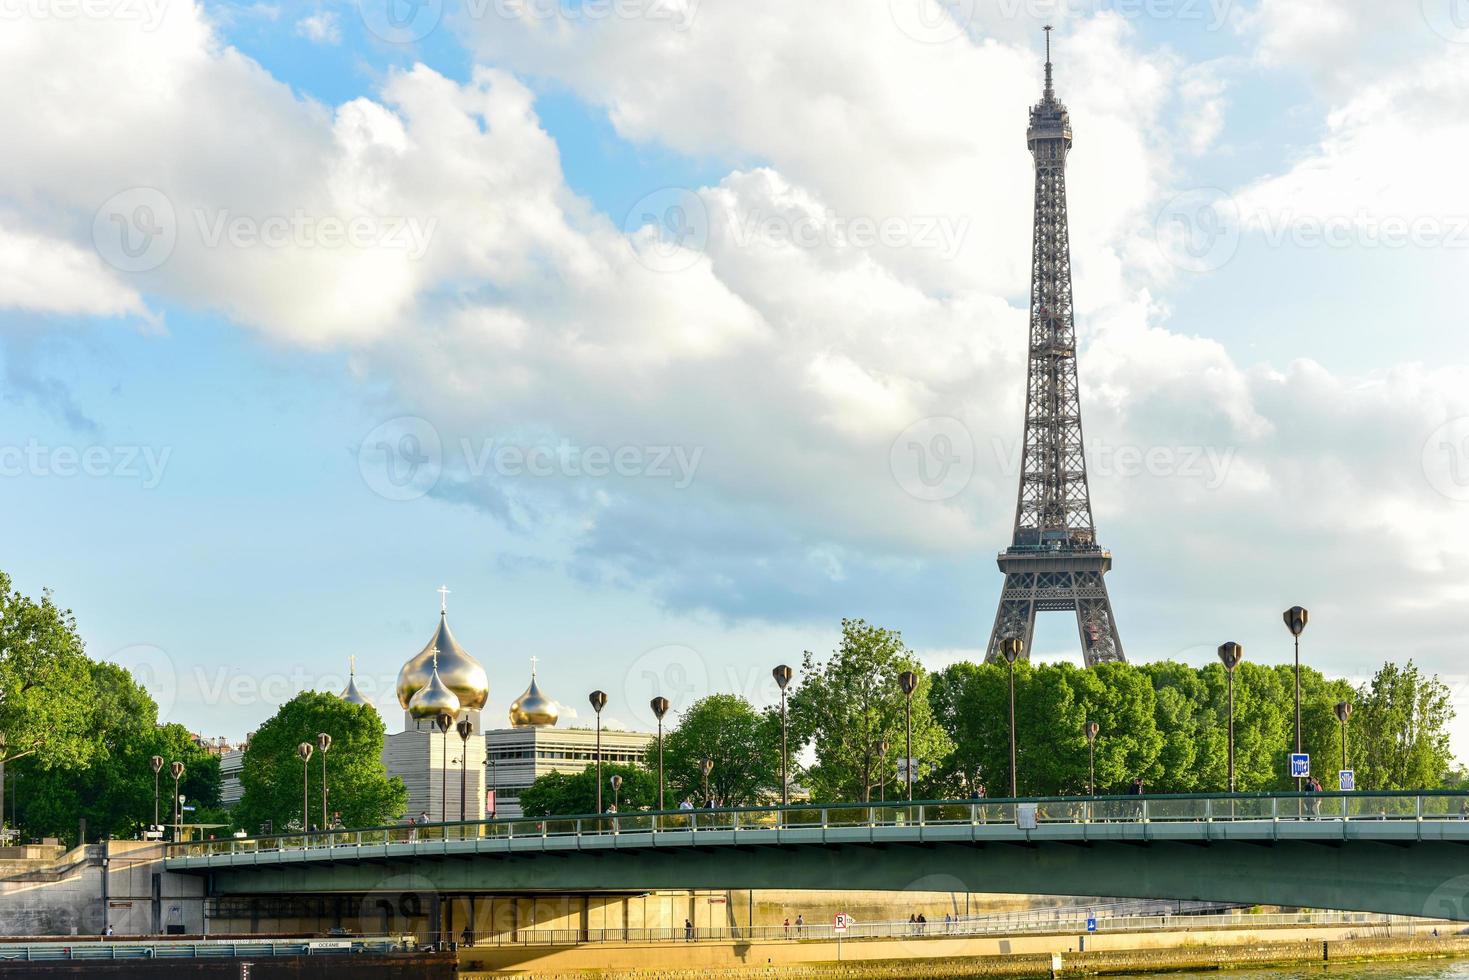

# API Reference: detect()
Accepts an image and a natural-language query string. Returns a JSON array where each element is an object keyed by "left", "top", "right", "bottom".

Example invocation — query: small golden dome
[
  {"left": 396, "top": 598, "right": 490, "bottom": 711},
  {"left": 340, "top": 656, "right": 374, "bottom": 708},
  {"left": 407, "top": 657, "right": 462, "bottom": 721},
  {"left": 509, "top": 662, "right": 559, "bottom": 728}
]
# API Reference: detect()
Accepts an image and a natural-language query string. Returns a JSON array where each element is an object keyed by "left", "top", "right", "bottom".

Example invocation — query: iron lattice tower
[{"left": 986, "top": 28, "right": 1125, "bottom": 667}]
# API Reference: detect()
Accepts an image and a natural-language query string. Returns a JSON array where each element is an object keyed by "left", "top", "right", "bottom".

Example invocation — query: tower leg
[
  {"left": 1074, "top": 574, "right": 1124, "bottom": 666},
  {"left": 986, "top": 572, "right": 1038, "bottom": 664}
]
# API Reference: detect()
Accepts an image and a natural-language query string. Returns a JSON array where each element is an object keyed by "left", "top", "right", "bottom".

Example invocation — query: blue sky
[{"left": 3, "top": 0, "right": 1469, "bottom": 760}]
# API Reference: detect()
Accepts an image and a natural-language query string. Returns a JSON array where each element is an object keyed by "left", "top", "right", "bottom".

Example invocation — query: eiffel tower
[{"left": 986, "top": 27, "right": 1125, "bottom": 667}]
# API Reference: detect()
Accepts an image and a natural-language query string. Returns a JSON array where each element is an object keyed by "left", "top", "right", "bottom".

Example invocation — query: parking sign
[{"left": 1290, "top": 753, "right": 1310, "bottom": 778}]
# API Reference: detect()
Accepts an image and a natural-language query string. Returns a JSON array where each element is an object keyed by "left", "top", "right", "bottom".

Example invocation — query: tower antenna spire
[{"left": 1043, "top": 24, "right": 1055, "bottom": 102}]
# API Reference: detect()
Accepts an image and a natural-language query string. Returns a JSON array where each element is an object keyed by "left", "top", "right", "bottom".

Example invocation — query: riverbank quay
[{"left": 461, "top": 918, "right": 1468, "bottom": 978}]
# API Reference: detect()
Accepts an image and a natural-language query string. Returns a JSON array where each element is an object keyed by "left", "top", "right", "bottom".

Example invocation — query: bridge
[{"left": 165, "top": 792, "right": 1469, "bottom": 920}]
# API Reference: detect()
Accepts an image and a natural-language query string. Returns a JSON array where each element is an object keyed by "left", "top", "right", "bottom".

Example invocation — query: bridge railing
[{"left": 165, "top": 790, "right": 1469, "bottom": 861}]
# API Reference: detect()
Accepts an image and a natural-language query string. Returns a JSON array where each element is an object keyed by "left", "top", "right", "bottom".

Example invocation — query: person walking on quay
[
  {"left": 795, "top": 913, "right": 804, "bottom": 937},
  {"left": 918, "top": 913, "right": 927, "bottom": 935},
  {"left": 783, "top": 916, "right": 791, "bottom": 938},
  {"left": 908, "top": 913, "right": 917, "bottom": 935},
  {"left": 684, "top": 918, "right": 694, "bottom": 942}
]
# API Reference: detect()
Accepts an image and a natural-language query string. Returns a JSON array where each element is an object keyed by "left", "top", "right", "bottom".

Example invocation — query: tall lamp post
[
  {"left": 1083, "top": 721, "right": 1100, "bottom": 798},
  {"left": 1283, "top": 606, "right": 1309, "bottom": 791},
  {"left": 610, "top": 774, "right": 623, "bottom": 811},
  {"left": 701, "top": 756, "right": 714, "bottom": 806},
  {"left": 650, "top": 697, "right": 670, "bottom": 812},
  {"left": 772, "top": 665, "right": 793, "bottom": 808},
  {"left": 150, "top": 755, "right": 164, "bottom": 834},
  {"left": 316, "top": 733, "right": 332, "bottom": 830},
  {"left": 435, "top": 712, "right": 453, "bottom": 824},
  {"left": 1335, "top": 700, "right": 1353, "bottom": 779},
  {"left": 169, "top": 761, "right": 185, "bottom": 841},
  {"left": 898, "top": 671, "right": 918, "bottom": 802},
  {"left": 878, "top": 740, "right": 890, "bottom": 803},
  {"left": 589, "top": 690, "right": 608, "bottom": 814},
  {"left": 1218, "top": 642, "right": 1244, "bottom": 793},
  {"left": 999, "top": 638, "right": 1023, "bottom": 798},
  {"left": 456, "top": 718, "right": 474, "bottom": 825},
  {"left": 295, "top": 743, "right": 312, "bottom": 832}
]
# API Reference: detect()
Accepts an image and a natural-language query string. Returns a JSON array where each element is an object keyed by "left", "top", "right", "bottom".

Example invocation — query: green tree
[
  {"left": 789, "top": 619, "right": 950, "bottom": 802},
  {"left": 517, "top": 763, "right": 657, "bottom": 817},
  {"left": 1351, "top": 661, "right": 1454, "bottom": 790},
  {"left": 662, "top": 694, "right": 778, "bottom": 807},
  {"left": 235, "top": 692, "right": 405, "bottom": 833},
  {"left": 0, "top": 573, "right": 104, "bottom": 776}
]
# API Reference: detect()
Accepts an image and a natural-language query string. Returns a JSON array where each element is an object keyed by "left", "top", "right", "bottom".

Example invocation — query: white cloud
[
  {"left": 295, "top": 10, "right": 340, "bottom": 44},
  {"left": 0, "top": 224, "right": 151, "bottom": 319}
]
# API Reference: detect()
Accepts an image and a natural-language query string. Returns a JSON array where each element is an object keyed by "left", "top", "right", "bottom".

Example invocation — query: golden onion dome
[
  {"left": 509, "top": 662, "right": 560, "bottom": 728},
  {"left": 340, "top": 656, "right": 374, "bottom": 708},
  {"left": 407, "top": 658, "right": 462, "bottom": 721},
  {"left": 396, "top": 605, "right": 490, "bottom": 712}
]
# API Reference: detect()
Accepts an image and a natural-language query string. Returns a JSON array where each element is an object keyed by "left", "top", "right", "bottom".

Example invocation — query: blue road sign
[
  {"left": 1339, "top": 769, "right": 1355, "bottom": 791},
  {"left": 1086, "top": 917, "right": 1097, "bottom": 933},
  {"left": 1290, "top": 753, "right": 1310, "bottom": 778}
]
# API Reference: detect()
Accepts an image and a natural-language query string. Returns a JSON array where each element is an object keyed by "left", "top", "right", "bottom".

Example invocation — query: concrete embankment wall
[
  {"left": 0, "top": 841, "right": 204, "bottom": 936},
  {"left": 0, "top": 952, "right": 455, "bottom": 979},
  {"left": 462, "top": 923, "right": 1468, "bottom": 978}
]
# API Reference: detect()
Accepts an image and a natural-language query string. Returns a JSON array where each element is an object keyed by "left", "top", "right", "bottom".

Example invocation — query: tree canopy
[
  {"left": 661, "top": 694, "right": 779, "bottom": 807},
  {"left": 235, "top": 692, "right": 405, "bottom": 833},
  {"left": 517, "top": 762, "right": 658, "bottom": 817}
]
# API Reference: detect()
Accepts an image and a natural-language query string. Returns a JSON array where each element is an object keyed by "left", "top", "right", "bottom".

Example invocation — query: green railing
[{"left": 166, "top": 790, "right": 1469, "bottom": 861}]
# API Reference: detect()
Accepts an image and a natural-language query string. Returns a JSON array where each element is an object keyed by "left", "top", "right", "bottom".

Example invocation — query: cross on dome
[{"left": 437, "top": 585, "right": 451, "bottom": 612}]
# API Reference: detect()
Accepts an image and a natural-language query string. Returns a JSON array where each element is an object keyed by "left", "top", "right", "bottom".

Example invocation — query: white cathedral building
[{"left": 339, "top": 592, "right": 653, "bottom": 821}]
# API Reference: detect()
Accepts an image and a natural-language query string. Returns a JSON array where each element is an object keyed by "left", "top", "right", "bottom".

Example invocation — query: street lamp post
[
  {"left": 1335, "top": 700, "right": 1353, "bottom": 778},
  {"left": 610, "top": 773, "right": 623, "bottom": 812},
  {"left": 589, "top": 691, "right": 608, "bottom": 814},
  {"left": 878, "top": 740, "right": 890, "bottom": 803},
  {"left": 169, "top": 762, "right": 185, "bottom": 841},
  {"left": 650, "top": 697, "right": 670, "bottom": 812},
  {"left": 316, "top": 733, "right": 332, "bottom": 830},
  {"left": 898, "top": 671, "right": 918, "bottom": 802},
  {"left": 1283, "top": 606, "right": 1309, "bottom": 791},
  {"left": 150, "top": 756, "right": 164, "bottom": 834},
  {"left": 435, "top": 712, "right": 453, "bottom": 824},
  {"left": 456, "top": 718, "right": 474, "bottom": 825},
  {"left": 295, "top": 744, "right": 312, "bottom": 832},
  {"left": 701, "top": 756, "right": 714, "bottom": 806},
  {"left": 773, "top": 665, "right": 793, "bottom": 808},
  {"left": 999, "top": 638, "right": 1024, "bottom": 798},
  {"left": 1218, "top": 642, "right": 1244, "bottom": 793},
  {"left": 1084, "top": 721, "right": 1100, "bottom": 798}
]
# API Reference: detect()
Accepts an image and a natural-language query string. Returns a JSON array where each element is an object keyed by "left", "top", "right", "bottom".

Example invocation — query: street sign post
[
  {"left": 1086, "top": 916, "right": 1097, "bottom": 933},
  {"left": 1290, "top": 753, "right": 1310, "bottom": 779},
  {"left": 1339, "top": 769, "right": 1355, "bottom": 791},
  {"left": 834, "top": 913, "right": 850, "bottom": 933}
]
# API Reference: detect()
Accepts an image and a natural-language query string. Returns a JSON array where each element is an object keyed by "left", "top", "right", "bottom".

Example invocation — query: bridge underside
[{"left": 191, "top": 838, "right": 1469, "bottom": 921}]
